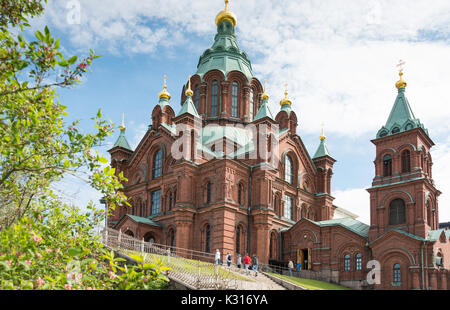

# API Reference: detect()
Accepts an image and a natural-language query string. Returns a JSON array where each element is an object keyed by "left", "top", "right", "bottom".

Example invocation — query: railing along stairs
[{"left": 101, "top": 228, "right": 245, "bottom": 290}]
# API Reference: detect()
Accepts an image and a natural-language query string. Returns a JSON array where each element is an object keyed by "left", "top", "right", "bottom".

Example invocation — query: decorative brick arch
[
  {"left": 148, "top": 143, "right": 166, "bottom": 179},
  {"left": 381, "top": 190, "right": 415, "bottom": 206},
  {"left": 378, "top": 249, "right": 413, "bottom": 289}
]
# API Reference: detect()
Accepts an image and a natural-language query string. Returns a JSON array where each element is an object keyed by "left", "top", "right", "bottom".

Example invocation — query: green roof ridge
[
  {"left": 254, "top": 98, "right": 274, "bottom": 121},
  {"left": 313, "top": 139, "right": 331, "bottom": 159},
  {"left": 178, "top": 95, "right": 200, "bottom": 118},
  {"left": 113, "top": 128, "right": 132, "bottom": 150}
]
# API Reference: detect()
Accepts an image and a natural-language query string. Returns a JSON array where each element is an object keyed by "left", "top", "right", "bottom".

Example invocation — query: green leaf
[
  {"left": 68, "top": 247, "right": 83, "bottom": 257},
  {"left": 36, "top": 30, "right": 44, "bottom": 42},
  {"left": 98, "top": 157, "right": 108, "bottom": 164},
  {"left": 68, "top": 56, "right": 78, "bottom": 65},
  {"left": 128, "top": 254, "right": 143, "bottom": 263}
]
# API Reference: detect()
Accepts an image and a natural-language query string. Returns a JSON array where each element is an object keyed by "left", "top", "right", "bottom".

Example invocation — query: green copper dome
[{"left": 196, "top": 20, "right": 253, "bottom": 83}]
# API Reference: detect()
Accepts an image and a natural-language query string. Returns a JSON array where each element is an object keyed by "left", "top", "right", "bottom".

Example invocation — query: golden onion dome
[
  {"left": 320, "top": 127, "right": 326, "bottom": 141},
  {"left": 158, "top": 75, "right": 171, "bottom": 100},
  {"left": 261, "top": 79, "right": 269, "bottom": 100},
  {"left": 395, "top": 71, "right": 407, "bottom": 89},
  {"left": 215, "top": 0, "right": 237, "bottom": 27},
  {"left": 280, "top": 86, "right": 292, "bottom": 106},
  {"left": 185, "top": 76, "right": 193, "bottom": 97}
]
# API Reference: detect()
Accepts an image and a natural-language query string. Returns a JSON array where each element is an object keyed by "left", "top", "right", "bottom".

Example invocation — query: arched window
[
  {"left": 194, "top": 84, "right": 199, "bottom": 110},
  {"left": 249, "top": 88, "right": 254, "bottom": 121},
  {"left": 206, "top": 182, "right": 212, "bottom": 204},
  {"left": 152, "top": 149, "right": 163, "bottom": 179},
  {"left": 238, "top": 183, "right": 243, "bottom": 205},
  {"left": 383, "top": 154, "right": 392, "bottom": 177},
  {"left": 205, "top": 225, "right": 211, "bottom": 253},
  {"left": 355, "top": 253, "right": 362, "bottom": 271},
  {"left": 344, "top": 254, "right": 351, "bottom": 271},
  {"left": 232, "top": 82, "right": 239, "bottom": 117},
  {"left": 285, "top": 155, "right": 294, "bottom": 184},
  {"left": 401, "top": 150, "right": 411, "bottom": 173},
  {"left": 393, "top": 264, "right": 401, "bottom": 283},
  {"left": 392, "top": 127, "right": 400, "bottom": 134},
  {"left": 389, "top": 198, "right": 406, "bottom": 225},
  {"left": 211, "top": 80, "right": 218, "bottom": 116},
  {"left": 236, "top": 226, "right": 241, "bottom": 255},
  {"left": 151, "top": 189, "right": 161, "bottom": 215}
]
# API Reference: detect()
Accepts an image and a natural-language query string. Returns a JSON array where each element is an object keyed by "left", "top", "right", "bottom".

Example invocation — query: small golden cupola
[
  {"left": 280, "top": 84, "right": 292, "bottom": 106},
  {"left": 158, "top": 75, "right": 171, "bottom": 101},
  {"left": 216, "top": 0, "right": 237, "bottom": 27},
  {"left": 395, "top": 60, "right": 407, "bottom": 89}
]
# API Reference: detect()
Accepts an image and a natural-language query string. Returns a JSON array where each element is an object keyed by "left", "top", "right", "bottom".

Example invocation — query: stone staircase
[{"left": 219, "top": 265, "right": 287, "bottom": 290}]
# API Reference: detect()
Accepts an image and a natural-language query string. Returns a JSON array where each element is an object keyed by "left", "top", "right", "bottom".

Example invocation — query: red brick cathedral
[{"left": 107, "top": 1, "right": 450, "bottom": 290}]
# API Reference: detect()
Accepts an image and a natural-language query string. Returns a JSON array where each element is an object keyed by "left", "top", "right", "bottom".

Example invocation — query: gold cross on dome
[
  {"left": 163, "top": 75, "right": 167, "bottom": 86},
  {"left": 397, "top": 60, "right": 406, "bottom": 73}
]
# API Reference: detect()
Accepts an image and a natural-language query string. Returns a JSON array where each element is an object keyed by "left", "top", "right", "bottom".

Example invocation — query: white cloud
[
  {"left": 333, "top": 187, "right": 371, "bottom": 225},
  {"left": 32, "top": 0, "right": 450, "bottom": 223}
]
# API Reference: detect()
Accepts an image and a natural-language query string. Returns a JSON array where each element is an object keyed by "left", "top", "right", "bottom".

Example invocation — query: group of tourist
[{"left": 215, "top": 249, "right": 259, "bottom": 277}]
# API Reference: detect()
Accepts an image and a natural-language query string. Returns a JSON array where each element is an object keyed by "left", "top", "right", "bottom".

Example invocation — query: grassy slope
[
  {"left": 268, "top": 273, "right": 351, "bottom": 290},
  {"left": 124, "top": 250, "right": 252, "bottom": 282}
]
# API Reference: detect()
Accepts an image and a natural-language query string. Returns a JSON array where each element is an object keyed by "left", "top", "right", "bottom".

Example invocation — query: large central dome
[{"left": 195, "top": 4, "right": 253, "bottom": 83}]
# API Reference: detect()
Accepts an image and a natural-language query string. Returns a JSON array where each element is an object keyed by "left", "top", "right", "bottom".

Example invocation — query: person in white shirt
[{"left": 215, "top": 249, "right": 221, "bottom": 265}]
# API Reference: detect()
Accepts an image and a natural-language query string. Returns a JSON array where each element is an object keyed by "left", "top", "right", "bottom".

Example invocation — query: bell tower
[{"left": 367, "top": 62, "right": 441, "bottom": 241}]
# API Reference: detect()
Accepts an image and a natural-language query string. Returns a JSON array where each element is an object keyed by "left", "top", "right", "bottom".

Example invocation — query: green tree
[{"left": 0, "top": 0, "right": 128, "bottom": 229}]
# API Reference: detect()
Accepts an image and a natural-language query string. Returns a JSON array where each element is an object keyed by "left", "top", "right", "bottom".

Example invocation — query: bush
[{"left": 0, "top": 200, "right": 169, "bottom": 290}]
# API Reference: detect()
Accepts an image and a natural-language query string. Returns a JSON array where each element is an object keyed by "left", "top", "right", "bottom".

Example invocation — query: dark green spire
[
  {"left": 113, "top": 114, "right": 132, "bottom": 150},
  {"left": 313, "top": 129, "right": 331, "bottom": 159},
  {"left": 376, "top": 72, "right": 428, "bottom": 139}
]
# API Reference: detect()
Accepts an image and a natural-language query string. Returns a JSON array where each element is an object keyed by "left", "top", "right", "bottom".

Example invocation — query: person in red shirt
[{"left": 243, "top": 253, "right": 251, "bottom": 275}]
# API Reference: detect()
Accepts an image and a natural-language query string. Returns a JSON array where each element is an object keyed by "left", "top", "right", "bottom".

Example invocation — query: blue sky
[{"left": 30, "top": 0, "right": 450, "bottom": 224}]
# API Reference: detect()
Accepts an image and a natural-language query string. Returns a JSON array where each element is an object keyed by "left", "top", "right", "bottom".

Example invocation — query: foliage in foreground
[{"left": 0, "top": 201, "right": 170, "bottom": 290}]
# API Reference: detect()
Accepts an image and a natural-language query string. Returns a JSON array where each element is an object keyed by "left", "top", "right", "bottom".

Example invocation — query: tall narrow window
[
  {"left": 393, "top": 264, "right": 401, "bottom": 284},
  {"left": 389, "top": 198, "right": 406, "bottom": 225},
  {"left": 205, "top": 225, "right": 211, "bottom": 253},
  {"left": 207, "top": 182, "right": 212, "bottom": 204},
  {"left": 285, "top": 155, "right": 294, "bottom": 184},
  {"left": 284, "top": 195, "right": 292, "bottom": 220},
  {"left": 274, "top": 195, "right": 278, "bottom": 215},
  {"left": 232, "top": 82, "right": 238, "bottom": 117},
  {"left": 151, "top": 190, "right": 161, "bottom": 215},
  {"left": 211, "top": 80, "right": 218, "bottom": 116},
  {"left": 269, "top": 233, "right": 273, "bottom": 259},
  {"left": 344, "top": 254, "right": 351, "bottom": 271},
  {"left": 355, "top": 253, "right": 362, "bottom": 271},
  {"left": 152, "top": 149, "right": 163, "bottom": 179},
  {"left": 194, "top": 84, "right": 199, "bottom": 110},
  {"left": 170, "top": 230, "right": 175, "bottom": 248},
  {"left": 249, "top": 88, "right": 254, "bottom": 121},
  {"left": 401, "top": 150, "right": 411, "bottom": 173},
  {"left": 236, "top": 226, "right": 241, "bottom": 255},
  {"left": 238, "top": 183, "right": 243, "bottom": 205},
  {"left": 383, "top": 154, "right": 392, "bottom": 177},
  {"left": 169, "top": 192, "right": 173, "bottom": 211}
]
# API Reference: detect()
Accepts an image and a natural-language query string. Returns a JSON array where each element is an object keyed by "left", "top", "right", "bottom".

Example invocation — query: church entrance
[{"left": 297, "top": 249, "right": 311, "bottom": 270}]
